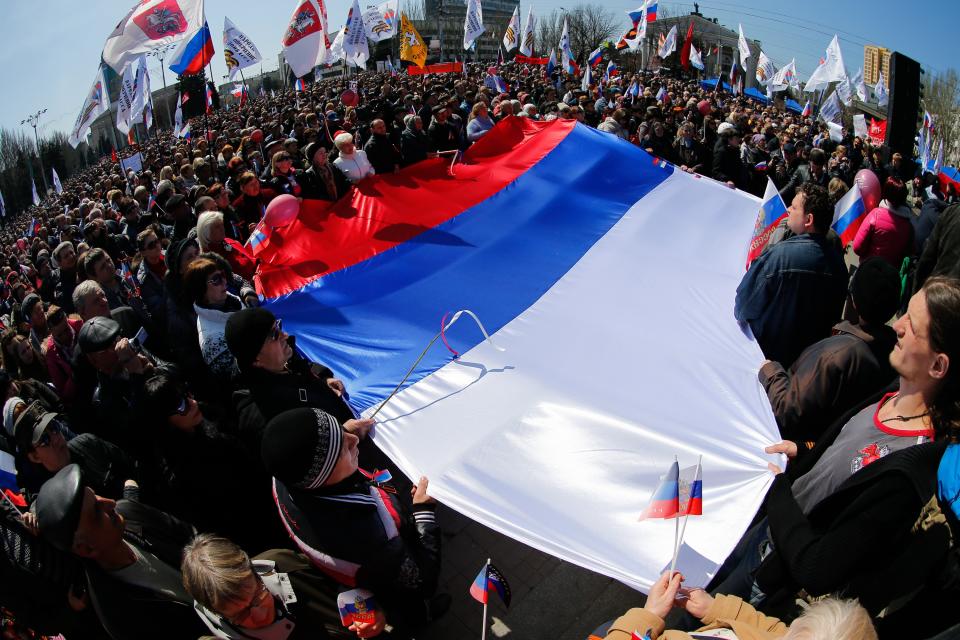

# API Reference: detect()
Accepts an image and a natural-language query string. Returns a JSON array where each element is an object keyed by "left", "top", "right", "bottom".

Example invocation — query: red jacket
[
  {"left": 44, "top": 318, "right": 83, "bottom": 405},
  {"left": 853, "top": 201, "right": 915, "bottom": 267}
]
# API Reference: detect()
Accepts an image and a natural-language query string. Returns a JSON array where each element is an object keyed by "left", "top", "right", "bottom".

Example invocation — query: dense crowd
[{"left": 1, "top": 60, "right": 960, "bottom": 640}]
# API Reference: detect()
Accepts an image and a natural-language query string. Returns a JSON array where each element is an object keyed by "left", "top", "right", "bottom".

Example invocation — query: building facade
[{"left": 863, "top": 45, "right": 891, "bottom": 87}]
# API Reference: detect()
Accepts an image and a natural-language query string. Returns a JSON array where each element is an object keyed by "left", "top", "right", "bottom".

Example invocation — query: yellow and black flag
[{"left": 399, "top": 13, "right": 427, "bottom": 68}]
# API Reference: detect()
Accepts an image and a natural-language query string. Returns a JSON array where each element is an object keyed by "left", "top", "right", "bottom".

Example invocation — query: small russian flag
[
  {"left": 0, "top": 451, "right": 24, "bottom": 508},
  {"left": 470, "top": 561, "right": 512, "bottom": 606},
  {"left": 246, "top": 227, "right": 269, "bottom": 254},
  {"left": 372, "top": 469, "right": 392, "bottom": 484},
  {"left": 745, "top": 178, "right": 788, "bottom": 268},
  {"left": 295, "top": 78, "right": 307, "bottom": 92},
  {"left": 605, "top": 60, "right": 619, "bottom": 80},
  {"left": 638, "top": 460, "right": 679, "bottom": 520},
  {"left": 170, "top": 22, "right": 215, "bottom": 76},
  {"left": 655, "top": 86, "right": 667, "bottom": 102},
  {"left": 831, "top": 183, "right": 867, "bottom": 246},
  {"left": 588, "top": 47, "right": 604, "bottom": 68},
  {"left": 801, "top": 100, "right": 812, "bottom": 118}
]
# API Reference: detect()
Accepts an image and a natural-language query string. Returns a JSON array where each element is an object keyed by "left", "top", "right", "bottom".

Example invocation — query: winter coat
[
  {"left": 852, "top": 199, "right": 915, "bottom": 266},
  {"left": 194, "top": 293, "right": 244, "bottom": 376}
]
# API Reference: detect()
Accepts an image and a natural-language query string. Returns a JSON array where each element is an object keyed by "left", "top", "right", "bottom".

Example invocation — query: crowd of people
[{"left": 0, "top": 58, "right": 959, "bottom": 640}]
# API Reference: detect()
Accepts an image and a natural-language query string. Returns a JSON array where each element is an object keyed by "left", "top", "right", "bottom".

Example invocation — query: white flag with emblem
[
  {"left": 68, "top": 66, "right": 110, "bottom": 148},
  {"left": 464, "top": 0, "right": 484, "bottom": 50},
  {"left": 51, "top": 168, "right": 63, "bottom": 195},
  {"left": 835, "top": 74, "right": 853, "bottom": 106},
  {"left": 737, "top": 23, "right": 751, "bottom": 62},
  {"left": 224, "top": 17, "right": 263, "bottom": 80},
  {"left": 519, "top": 6, "right": 536, "bottom": 56},
  {"left": 362, "top": 0, "right": 398, "bottom": 42},
  {"left": 102, "top": 0, "right": 205, "bottom": 73},
  {"left": 819, "top": 91, "right": 843, "bottom": 125},
  {"left": 502, "top": 6, "right": 520, "bottom": 51},
  {"left": 770, "top": 58, "right": 796, "bottom": 91},
  {"left": 115, "top": 61, "right": 138, "bottom": 135},
  {"left": 283, "top": 0, "right": 330, "bottom": 77},
  {"left": 875, "top": 71, "right": 888, "bottom": 107},
  {"left": 755, "top": 51, "right": 775, "bottom": 85},
  {"left": 131, "top": 56, "right": 151, "bottom": 124},
  {"left": 658, "top": 25, "right": 677, "bottom": 59},
  {"left": 804, "top": 35, "right": 846, "bottom": 93},
  {"left": 343, "top": 0, "right": 370, "bottom": 67},
  {"left": 853, "top": 68, "right": 867, "bottom": 102}
]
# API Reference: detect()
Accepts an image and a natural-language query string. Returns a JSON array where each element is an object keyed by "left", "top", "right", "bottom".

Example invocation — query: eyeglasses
[
  {"left": 271, "top": 319, "right": 283, "bottom": 342},
  {"left": 207, "top": 272, "right": 226, "bottom": 287},
  {"left": 225, "top": 578, "right": 273, "bottom": 627}
]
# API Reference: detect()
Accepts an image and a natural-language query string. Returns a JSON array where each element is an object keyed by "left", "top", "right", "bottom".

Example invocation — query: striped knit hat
[{"left": 261, "top": 408, "right": 343, "bottom": 490}]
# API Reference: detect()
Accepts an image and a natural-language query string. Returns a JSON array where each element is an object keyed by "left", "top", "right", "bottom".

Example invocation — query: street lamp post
[
  {"left": 148, "top": 44, "right": 178, "bottom": 128},
  {"left": 21, "top": 109, "right": 49, "bottom": 193}
]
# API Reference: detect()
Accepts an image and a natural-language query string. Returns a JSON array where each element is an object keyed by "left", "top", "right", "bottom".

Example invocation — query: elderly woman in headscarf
[
  {"left": 400, "top": 114, "right": 429, "bottom": 167},
  {"left": 196, "top": 211, "right": 256, "bottom": 282},
  {"left": 300, "top": 142, "right": 352, "bottom": 203},
  {"left": 332, "top": 132, "right": 375, "bottom": 183}
]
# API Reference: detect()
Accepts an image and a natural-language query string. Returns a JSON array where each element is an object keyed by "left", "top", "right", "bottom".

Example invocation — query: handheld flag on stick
[
  {"left": 638, "top": 460, "right": 679, "bottom": 521},
  {"left": 831, "top": 183, "right": 866, "bottom": 246},
  {"left": 337, "top": 589, "right": 378, "bottom": 626},
  {"left": 745, "top": 178, "right": 788, "bottom": 268},
  {"left": 471, "top": 559, "right": 511, "bottom": 639},
  {"left": 668, "top": 457, "right": 703, "bottom": 577}
]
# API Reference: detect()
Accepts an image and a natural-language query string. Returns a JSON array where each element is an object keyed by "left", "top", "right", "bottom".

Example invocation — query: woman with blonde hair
[{"left": 600, "top": 571, "right": 876, "bottom": 640}]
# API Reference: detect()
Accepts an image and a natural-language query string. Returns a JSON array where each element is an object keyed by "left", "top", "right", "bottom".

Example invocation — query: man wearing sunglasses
[
  {"left": 34, "top": 464, "right": 209, "bottom": 640},
  {"left": 226, "top": 308, "right": 367, "bottom": 456},
  {"left": 14, "top": 400, "right": 137, "bottom": 502}
]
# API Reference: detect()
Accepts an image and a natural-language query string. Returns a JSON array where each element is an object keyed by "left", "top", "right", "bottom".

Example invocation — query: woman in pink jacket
[{"left": 852, "top": 177, "right": 914, "bottom": 267}]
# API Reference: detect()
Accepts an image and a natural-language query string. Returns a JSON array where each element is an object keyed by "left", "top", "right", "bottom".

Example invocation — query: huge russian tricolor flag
[
  {"left": 169, "top": 22, "right": 215, "bottom": 76},
  {"left": 832, "top": 183, "right": 867, "bottom": 246},
  {"left": 255, "top": 117, "right": 780, "bottom": 591}
]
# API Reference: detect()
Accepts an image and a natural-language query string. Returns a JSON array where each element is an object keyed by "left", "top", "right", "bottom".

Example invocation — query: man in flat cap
[{"left": 35, "top": 464, "right": 208, "bottom": 639}]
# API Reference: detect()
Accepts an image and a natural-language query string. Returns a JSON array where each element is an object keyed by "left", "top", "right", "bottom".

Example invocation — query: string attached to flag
[{"left": 369, "top": 309, "right": 504, "bottom": 419}]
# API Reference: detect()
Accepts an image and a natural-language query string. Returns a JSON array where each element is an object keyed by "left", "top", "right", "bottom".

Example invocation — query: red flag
[
  {"left": 680, "top": 21, "right": 694, "bottom": 70},
  {"left": 127, "top": 129, "right": 136, "bottom": 146},
  {"left": 111, "top": 148, "right": 118, "bottom": 163}
]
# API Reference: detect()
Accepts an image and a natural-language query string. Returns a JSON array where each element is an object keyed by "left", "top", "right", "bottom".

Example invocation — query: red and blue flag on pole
[
  {"left": 745, "top": 178, "right": 788, "bottom": 268},
  {"left": 169, "top": 21, "right": 215, "bottom": 76},
  {"left": 638, "top": 460, "right": 679, "bottom": 520},
  {"left": 800, "top": 100, "right": 812, "bottom": 118},
  {"left": 295, "top": 78, "right": 307, "bottom": 92},
  {"left": 470, "top": 561, "right": 512, "bottom": 606}
]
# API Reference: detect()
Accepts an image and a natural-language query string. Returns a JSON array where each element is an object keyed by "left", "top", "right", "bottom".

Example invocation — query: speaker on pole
[{"left": 884, "top": 52, "right": 921, "bottom": 162}]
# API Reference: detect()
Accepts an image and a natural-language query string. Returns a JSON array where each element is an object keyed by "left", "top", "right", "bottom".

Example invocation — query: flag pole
[
  {"left": 670, "top": 454, "right": 701, "bottom": 577},
  {"left": 480, "top": 557, "right": 490, "bottom": 640},
  {"left": 670, "top": 455, "right": 679, "bottom": 576}
]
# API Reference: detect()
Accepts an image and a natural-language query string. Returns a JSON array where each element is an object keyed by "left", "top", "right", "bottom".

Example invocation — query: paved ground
[{"left": 416, "top": 505, "right": 644, "bottom": 640}]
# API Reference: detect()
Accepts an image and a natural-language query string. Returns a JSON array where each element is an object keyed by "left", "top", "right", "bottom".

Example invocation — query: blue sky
[{"left": 0, "top": 0, "right": 952, "bottom": 138}]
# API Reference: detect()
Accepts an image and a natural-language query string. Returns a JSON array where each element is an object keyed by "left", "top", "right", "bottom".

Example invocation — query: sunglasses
[
  {"left": 35, "top": 422, "right": 61, "bottom": 448},
  {"left": 271, "top": 319, "right": 283, "bottom": 342},
  {"left": 172, "top": 397, "right": 189, "bottom": 416},
  {"left": 207, "top": 272, "right": 226, "bottom": 287}
]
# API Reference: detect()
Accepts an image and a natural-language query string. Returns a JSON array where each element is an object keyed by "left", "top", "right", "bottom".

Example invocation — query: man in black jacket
[
  {"left": 363, "top": 119, "right": 402, "bottom": 175},
  {"left": 712, "top": 275, "right": 960, "bottom": 621},
  {"left": 759, "top": 257, "right": 900, "bottom": 442},
  {"left": 778, "top": 148, "right": 829, "bottom": 205},
  {"left": 34, "top": 464, "right": 209, "bottom": 640},
  {"left": 916, "top": 203, "right": 960, "bottom": 289},
  {"left": 711, "top": 124, "right": 749, "bottom": 190}
]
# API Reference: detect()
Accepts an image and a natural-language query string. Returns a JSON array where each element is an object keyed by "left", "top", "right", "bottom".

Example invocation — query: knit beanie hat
[
  {"left": 261, "top": 408, "right": 343, "bottom": 489},
  {"left": 3, "top": 396, "right": 24, "bottom": 438},
  {"left": 850, "top": 257, "right": 901, "bottom": 326},
  {"left": 224, "top": 307, "right": 276, "bottom": 372},
  {"left": 164, "top": 238, "right": 199, "bottom": 274}
]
